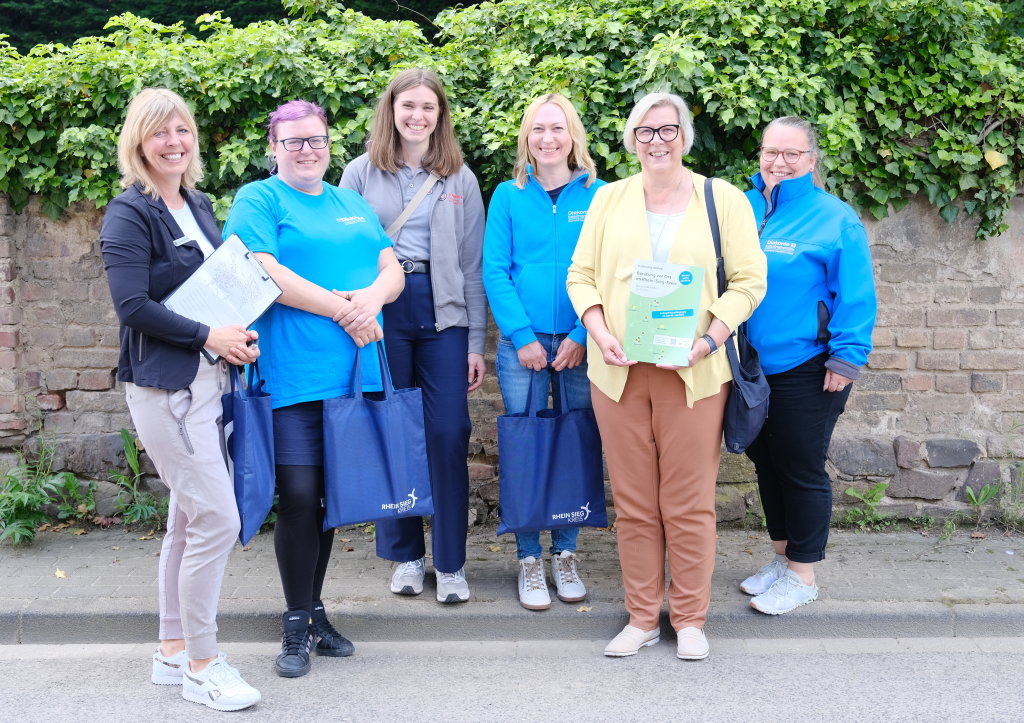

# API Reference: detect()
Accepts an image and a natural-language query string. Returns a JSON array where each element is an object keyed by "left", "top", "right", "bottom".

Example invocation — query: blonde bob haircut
[
  {"left": 366, "top": 68, "right": 464, "bottom": 178},
  {"left": 513, "top": 93, "right": 597, "bottom": 189},
  {"left": 622, "top": 92, "right": 694, "bottom": 156},
  {"left": 117, "top": 88, "right": 204, "bottom": 198}
]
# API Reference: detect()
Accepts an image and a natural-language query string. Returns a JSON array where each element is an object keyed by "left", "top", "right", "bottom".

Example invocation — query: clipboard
[{"left": 162, "top": 234, "right": 282, "bottom": 362}]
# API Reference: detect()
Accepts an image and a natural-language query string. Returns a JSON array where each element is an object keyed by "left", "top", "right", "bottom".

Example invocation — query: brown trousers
[{"left": 592, "top": 364, "right": 727, "bottom": 631}]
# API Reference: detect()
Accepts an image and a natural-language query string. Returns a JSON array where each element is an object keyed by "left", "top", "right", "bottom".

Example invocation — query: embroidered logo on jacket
[
  {"left": 567, "top": 210, "right": 588, "bottom": 224},
  {"left": 336, "top": 216, "right": 367, "bottom": 225}
]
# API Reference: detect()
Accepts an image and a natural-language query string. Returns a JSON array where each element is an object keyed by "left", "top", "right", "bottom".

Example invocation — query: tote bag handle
[
  {"left": 522, "top": 367, "right": 573, "bottom": 417},
  {"left": 349, "top": 342, "right": 396, "bottom": 400}
]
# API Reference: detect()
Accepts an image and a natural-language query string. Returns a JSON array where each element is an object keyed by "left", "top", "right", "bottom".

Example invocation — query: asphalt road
[{"left": 2, "top": 638, "right": 1022, "bottom": 722}]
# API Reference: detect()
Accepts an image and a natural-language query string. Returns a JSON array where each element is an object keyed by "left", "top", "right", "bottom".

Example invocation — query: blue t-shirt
[{"left": 224, "top": 176, "right": 392, "bottom": 408}]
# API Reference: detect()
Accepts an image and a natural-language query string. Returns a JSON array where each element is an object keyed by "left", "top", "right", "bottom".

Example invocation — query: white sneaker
[
  {"left": 676, "top": 626, "right": 710, "bottom": 660},
  {"left": 740, "top": 556, "right": 787, "bottom": 595},
  {"left": 151, "top": 647, "right": 187, "bottom": 685},
  {"left": 517, "top": 556, "right": 551, "bottom": 610},
  {"left": 182, "top": 656, "right": 261, "bottom": 711},
  {"left": 550, "top": 550, "right": 587, "bottom": 602},
  {"left": 603, "top": 624, "right": 660, "bottom": 657},
  {"left": 436, "top": 567, "right": 470, "bottom": 603},
  {"left": 390, "top": 558, "right": 425, "bottom": 596}
]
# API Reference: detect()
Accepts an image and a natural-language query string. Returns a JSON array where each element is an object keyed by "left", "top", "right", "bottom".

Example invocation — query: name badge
[{"left": 172, "top": 236, "right": 191, "bottom": 247}]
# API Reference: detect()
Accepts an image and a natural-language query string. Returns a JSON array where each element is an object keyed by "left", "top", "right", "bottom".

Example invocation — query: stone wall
[{"left": 2, "top": 192, "right": 1022, "bottom": 523}]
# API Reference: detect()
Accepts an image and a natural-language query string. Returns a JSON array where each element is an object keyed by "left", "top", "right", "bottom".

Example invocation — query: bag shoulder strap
[
  {"left": 385, "top": 171, "right": 441, "bottom": 240},
  {"left": 703, "top": 176, "right": 727, "bottom": 299}
]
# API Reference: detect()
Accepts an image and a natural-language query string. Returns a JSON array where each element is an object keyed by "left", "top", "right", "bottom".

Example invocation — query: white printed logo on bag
[
  {"left": 382, "top": 488, "right": 419, "bottom": 513},
  {"left": 551, "top": 501, "right": 591, "bottom": 524}
]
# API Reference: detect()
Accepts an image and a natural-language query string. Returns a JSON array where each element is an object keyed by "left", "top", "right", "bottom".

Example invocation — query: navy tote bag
[
  {"left": 496, "top": 371, "right": 608, "bottom": 535},
  {"left": 221, "top": 362, "right": 275, "bottom": 545},
  {"left": 322, "top": 343, "right": 434, "bottom": 530}
]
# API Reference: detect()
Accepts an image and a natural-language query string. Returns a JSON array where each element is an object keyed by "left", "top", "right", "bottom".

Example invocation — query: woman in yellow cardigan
[{"left": 567, "top": 92, "right": 765, "bottom": 660}]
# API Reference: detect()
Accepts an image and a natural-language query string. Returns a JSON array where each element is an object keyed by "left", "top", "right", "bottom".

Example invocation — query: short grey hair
[{"left": 623, "top": 92, "right": 694, "bottom": 155}]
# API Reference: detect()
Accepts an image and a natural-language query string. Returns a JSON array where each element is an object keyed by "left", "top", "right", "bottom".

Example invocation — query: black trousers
[{"left": 745, "top": 353, "right": 851, "bottom": 563}]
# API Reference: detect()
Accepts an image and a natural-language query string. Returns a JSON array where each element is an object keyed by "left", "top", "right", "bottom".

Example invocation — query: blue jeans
[{"left": 496, "top": 332, "right": 591, "bottom": 560}]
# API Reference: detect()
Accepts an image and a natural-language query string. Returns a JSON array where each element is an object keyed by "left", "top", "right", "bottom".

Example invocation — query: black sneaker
[
  {"left": 311, "top": 601, "right": 355, "bottom": 657},
  {"left": 274, "top": 610, "right": 314, "bottom": 678}
]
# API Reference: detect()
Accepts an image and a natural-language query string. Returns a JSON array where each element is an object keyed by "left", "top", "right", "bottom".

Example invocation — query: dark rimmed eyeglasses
[
  {"left": 633, "top": 124, "right": 680, "bottom": 143},
  {"left": 275, "top": 135, "right": 330, "bottom": 151},
  {"left": 760, "top": 147, "right": 812, "bottom": 163}
]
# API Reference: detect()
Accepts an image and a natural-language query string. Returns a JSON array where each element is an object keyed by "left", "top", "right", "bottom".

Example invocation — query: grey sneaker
[
  {"left": 550, "top": 550, "right": 587, "bottom": 602},
  {"left": 517, "top": 556, "right": 551, "bottom": 610},
  {"left": 750, "top": 569, "right": 818, "bottom": 615},
  {"left": 182, "top": 656, "right": 261, "bottom": 711},
  {"left": 740, "top": 556, "right": 787, "bottom": 595},
  {"left": 436, "top": 567, "right": 470, "bottom": 603},
  {"left": 390, "top": 558, "right": 425, "bottom": 596}
]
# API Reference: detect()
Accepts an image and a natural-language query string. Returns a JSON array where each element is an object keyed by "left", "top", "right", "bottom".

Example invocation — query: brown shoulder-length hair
[
  {"left": 513, "top": 93, "right": 597, "bottom": 189},
  {"left": 117, "top": 88, "right": 204, "bottom": 198},
  {"left": 366, "top": 68, "right": 463, "bottom": 177}
]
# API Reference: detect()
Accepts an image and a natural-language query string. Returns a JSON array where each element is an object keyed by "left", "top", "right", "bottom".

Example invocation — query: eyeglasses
[
  {"left": 760, "top": 147, "right": 812, "bottom": 163},
  {"left": 275, "top": 135, "right": 330, "bottom": 151},
  {"left": 633, "top": 124, "right": 680, "bottom": 143}
]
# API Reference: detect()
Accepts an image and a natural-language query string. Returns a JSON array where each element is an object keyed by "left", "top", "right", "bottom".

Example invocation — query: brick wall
[{"left": 2, "top": 193, "right": 1022, "bottom": 522}]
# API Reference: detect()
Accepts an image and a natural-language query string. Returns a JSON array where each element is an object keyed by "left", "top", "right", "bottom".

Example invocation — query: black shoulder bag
[{"left": 704, "top": 177, "right": 770, "bottom": 454}]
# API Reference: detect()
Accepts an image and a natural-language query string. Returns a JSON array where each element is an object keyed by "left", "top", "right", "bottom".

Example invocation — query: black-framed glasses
[
  {"left": 276, "top": 135, "right": 330, "bottom": 151},
  {"left": 633, "top": 124, "right": 680, "bottom": 143},
  {"left": 760, "top": 147, "right": 812, "bottom": 163}
]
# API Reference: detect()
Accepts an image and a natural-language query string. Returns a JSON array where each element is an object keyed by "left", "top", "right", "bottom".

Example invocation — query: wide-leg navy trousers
[{"left": 374, "top": 273, "right": 471, "bottom": 573}]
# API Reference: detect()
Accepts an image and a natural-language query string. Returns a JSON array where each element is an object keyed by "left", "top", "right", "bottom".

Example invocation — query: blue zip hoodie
[
  {"left": 483, "top": 167, "right": 605, "bottom": 349},
  {"left": 744, "top": 172, "right": 877, "bottom": 378}
]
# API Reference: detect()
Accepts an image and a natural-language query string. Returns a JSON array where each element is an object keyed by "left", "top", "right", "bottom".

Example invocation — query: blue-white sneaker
[
  {"left": 739, "top": 556, "right": 787, "bottom": 595},
  {"left": 750, "top": 569, "right": 818, "bottom": 615}
]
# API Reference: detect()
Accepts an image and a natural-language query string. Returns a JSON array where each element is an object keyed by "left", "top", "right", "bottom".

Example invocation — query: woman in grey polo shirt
[{"left": 339, "top": 67, "right": 486, "bottom": 604}]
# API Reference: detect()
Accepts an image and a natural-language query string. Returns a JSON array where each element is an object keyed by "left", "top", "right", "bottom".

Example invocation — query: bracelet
[{"left": 701, "top": 334, "right": 718, "bottom": 354}]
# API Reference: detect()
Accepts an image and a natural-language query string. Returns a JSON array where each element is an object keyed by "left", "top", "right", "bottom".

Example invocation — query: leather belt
[{"left": 399, "top": 259, "right": 430, "bottom": 274}]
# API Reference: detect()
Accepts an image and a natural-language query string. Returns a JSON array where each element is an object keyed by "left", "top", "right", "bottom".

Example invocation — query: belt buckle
[{"left": 400, "top": 259, "right": 415, "bottom": 274}]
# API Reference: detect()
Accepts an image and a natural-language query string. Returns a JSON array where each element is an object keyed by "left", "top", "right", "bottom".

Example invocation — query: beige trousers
[
  {"left": 591, "top": 364, "right": 727, "bottom": 631},
  {"left": 125, "top": 359, "right": 239, "bottom": 659}
]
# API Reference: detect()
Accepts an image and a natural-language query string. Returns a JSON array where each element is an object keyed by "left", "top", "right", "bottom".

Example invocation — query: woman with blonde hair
[
  {"left": 340, "top": 67, "right": 486, "bottom": 603},
  {"left": 100, "top": 87, "right": 261, "bottom": 710},
  {"left": 567, "top": 92, "right": 766, "bottom": 659},
  {"left": 483, "top": 93, "right": 605, "bottom": 610}
]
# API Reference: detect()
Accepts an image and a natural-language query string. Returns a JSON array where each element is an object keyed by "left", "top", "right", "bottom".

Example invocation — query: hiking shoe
[
  {"left": 274, "top": 610, "right": 314, "bottom": 678},
  {"left": 740, "top": 556, "right": 787, "bottom": 595},
  {"left": 311, "top": 600, "right": 354, "bottom": 657},
  {"left": 604, "top": 624, "right": 660, "bottom": 657},
  {"left": 676, "top": 627, "right": 710, "bottom": 660},
  {"left": 390, "top": 558, "right": 425, "bottom": 596},
  {"left": 436, "top": 567, "right": 470, "bottom": 603},
  {"left": 750, "top": 569, "right": 819, "bottom": 615},
  {"left": 517, "top": 556, "right": 551, "bottom": 610},
  {"left": 182, "top": 656, "right": 261, "bottom": 711},
  {"left": 151, "top": 647, "right": 187, "bottom": 685},
  {"left": 550, "top": 550, "right": 587, "bottom": 602}
]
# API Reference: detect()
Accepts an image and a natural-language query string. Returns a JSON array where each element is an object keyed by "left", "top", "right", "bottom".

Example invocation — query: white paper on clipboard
[{"left": 162, "top": 234, "right": 282, "bottom": 361}]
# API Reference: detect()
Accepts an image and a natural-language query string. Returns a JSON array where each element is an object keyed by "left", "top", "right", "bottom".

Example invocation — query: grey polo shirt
[{"left": 394, "top": 164, "right": 437, "bottom": 261}]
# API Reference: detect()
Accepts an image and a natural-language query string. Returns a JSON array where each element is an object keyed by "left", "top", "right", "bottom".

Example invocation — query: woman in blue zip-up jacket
[
  {"left": 740, "top": 116, "right": 877, "bottom": 615},
  {"left": 483, "top": 93, "right": 605, "bottom": 611}
]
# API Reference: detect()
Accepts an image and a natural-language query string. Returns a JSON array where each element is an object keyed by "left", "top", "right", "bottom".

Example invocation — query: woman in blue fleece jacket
[
  {"left": 740, "top": 116, "right": 877, "bottom": 615},
  {"left": 483, "top": 93, "right": 605, "bottom": 611}
]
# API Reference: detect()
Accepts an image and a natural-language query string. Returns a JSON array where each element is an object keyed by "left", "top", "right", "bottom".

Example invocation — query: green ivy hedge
[{"left": 1, "top": 0, "right": 1021, "bottom": 238}]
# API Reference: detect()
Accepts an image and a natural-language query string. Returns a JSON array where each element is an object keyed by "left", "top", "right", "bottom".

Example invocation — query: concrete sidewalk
[{"left": 2, "top": 522, "right": 1023, "bottom": 645}]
